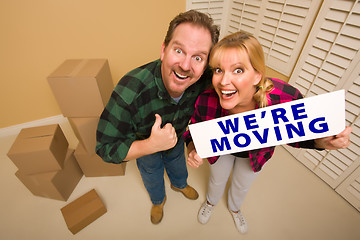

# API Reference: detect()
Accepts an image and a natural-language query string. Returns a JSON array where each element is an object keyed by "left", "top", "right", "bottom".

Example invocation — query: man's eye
[
  {"left": 175, "top": 49, "right": 182, "bottom": 54},
  {"left": 194, "top": 56, "right": 202, "bottom": 62}
]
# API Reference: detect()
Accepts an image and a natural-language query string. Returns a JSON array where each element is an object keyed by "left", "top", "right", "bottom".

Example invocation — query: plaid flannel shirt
[
  {"left": 96, "top": 59, "right": 212, "bottom": 164},
  {"left": 183, "top": 78, "right": 318, "bottom": 173}
]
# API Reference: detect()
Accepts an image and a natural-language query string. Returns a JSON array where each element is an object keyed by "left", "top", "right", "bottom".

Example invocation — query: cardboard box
[
  {"left": 68, "top": 117, "right": 99, "bottom": 153},
  {"left": 15, "top": 149, "right": 83, "bottom": 201},
  {"left": 47, "top": 59, "right": 114, "bottom": 117},
  {"left": 7, "top": 124, "right": 69, "bottom": 174},
  {"left": 74, "top": 143, "right": 126, "bottom": 177},
  {"left": 61, "top": 189, "right": 107, "bottom": 234}
]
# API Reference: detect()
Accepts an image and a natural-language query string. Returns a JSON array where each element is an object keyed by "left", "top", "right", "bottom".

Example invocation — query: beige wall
[{"left": 0, "top": 0, "right": 185, "bottom": 128}]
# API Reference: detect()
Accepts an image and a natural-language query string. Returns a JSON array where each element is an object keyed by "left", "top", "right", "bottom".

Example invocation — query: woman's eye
[
  {"left": 234, "top": 68, "right": 243, "bottom": 74},
  {"left": 214, "top": 68, "right": 222, "bottom": 74}
]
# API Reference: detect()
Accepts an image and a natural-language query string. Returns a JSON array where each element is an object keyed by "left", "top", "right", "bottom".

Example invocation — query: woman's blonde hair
[{"left": 209, "top": 31, "right": 273, "bottom": 108}]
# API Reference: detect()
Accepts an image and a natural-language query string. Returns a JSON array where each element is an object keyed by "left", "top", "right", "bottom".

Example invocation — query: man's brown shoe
[
  {"left": 150, "top": 196, "right": 166, "bottom": 224},
  {"left": 171, "top": 185, "right": 199, "bottom": 200}
]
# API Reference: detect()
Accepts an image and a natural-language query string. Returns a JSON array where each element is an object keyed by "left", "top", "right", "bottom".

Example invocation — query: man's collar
[{"left": 154, "top": 59, "right": 169, "bottom": 100}]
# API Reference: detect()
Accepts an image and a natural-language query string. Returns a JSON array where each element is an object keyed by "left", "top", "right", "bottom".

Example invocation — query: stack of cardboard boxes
[
  {"left": 7, "top": 124, "right": 83, "bottom": 201},
  {"left": 47, "top": 59, "right": 126, "bottom": 177},
  {"left": 6, "top": 59, "right": 122, "bottom": 234}
]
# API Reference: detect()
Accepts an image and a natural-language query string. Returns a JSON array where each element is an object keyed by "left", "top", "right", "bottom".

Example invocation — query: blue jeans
[{"left": 136, "top": 138, "right": 188, "bottom": 205}]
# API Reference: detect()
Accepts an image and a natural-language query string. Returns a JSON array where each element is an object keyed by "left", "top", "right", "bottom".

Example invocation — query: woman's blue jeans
[{"left": 136, "top": 138, "right": 188, "bottom": 205}]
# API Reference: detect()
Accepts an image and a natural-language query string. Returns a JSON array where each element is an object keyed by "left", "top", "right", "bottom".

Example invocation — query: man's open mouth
[{"left": 174, "top": 71, "right": 189, "bottom": 80}]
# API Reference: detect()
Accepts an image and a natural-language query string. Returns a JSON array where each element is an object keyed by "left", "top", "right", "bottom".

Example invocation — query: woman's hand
[
  {"left": 315, "top": 126, "right": 352, "bottom": 150},
  {"left": 187, "top": 141, "right": 204, "bottom": 168},
  {"left": 187, "top": 149, "right": 204, "bottom": 168}
]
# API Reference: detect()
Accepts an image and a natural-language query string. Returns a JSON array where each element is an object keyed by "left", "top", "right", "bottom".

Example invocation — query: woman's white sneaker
[
  {"left": 198, "top": 201, "right": 214, "bottom": 224},
  {"left": 229, "top": 210, "right": 248, "bottom": 234}
]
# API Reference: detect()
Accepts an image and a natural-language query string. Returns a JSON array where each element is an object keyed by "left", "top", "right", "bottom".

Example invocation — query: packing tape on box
[{"left": 69, "top": 59, "right": 89, "bottom": 77}]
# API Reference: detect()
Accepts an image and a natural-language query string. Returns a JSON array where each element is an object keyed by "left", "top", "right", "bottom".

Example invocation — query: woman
[{"left": 183, "top": 31, "right": 351, "bottom": 233}]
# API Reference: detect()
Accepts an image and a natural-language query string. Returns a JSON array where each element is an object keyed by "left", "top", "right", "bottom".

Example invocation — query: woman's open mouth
[{"left": 221, "top": 90, "right": 237, "bottom": 97}]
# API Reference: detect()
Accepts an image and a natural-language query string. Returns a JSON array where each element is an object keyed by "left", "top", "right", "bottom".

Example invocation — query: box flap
[
  {"left": 48, "top": 59, "right": 84, "bottom": 78},
  {"left": 76, "top": 59, "right": 107, "bottom": 77},
  {"left": 18, "top": 124, "right": 58, "bottom": 139}
]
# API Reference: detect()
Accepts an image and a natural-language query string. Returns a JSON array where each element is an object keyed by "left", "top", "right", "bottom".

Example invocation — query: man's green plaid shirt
[{"left": 96, "top": 59, "right": 212, "bottom": 164}]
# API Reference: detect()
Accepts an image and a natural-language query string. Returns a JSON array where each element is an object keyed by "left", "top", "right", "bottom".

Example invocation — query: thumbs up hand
[{"left": 148, "top": 114, "right": 178, "bottom": 151}]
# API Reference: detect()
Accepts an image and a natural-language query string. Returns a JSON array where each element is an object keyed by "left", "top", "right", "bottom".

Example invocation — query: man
[{"left": 96, "top": 10, "right": 220, "bottom": 224}]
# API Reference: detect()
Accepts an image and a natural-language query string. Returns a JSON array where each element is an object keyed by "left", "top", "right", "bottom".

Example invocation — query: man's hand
[
  {"left": 148, "top": 114, "right": 178, "bottom": 151},
  {"left": 315, "top": 126, "right": 352, "bottom": 150}
]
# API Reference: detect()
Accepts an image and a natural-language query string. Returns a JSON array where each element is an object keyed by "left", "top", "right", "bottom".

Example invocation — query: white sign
[{"left": 189, "top": 90, "right": 345, "bottom": 158}]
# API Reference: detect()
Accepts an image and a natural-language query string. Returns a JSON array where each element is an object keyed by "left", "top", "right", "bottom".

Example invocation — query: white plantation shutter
[
  {"left": 334, "top": 66, "right": 360, "bottom": 209},
  {"left": 336, "top": 165, "right": 360, "bottom": 211},
  {"left": 294, "top": 67, "right": 360, "bottom": 189},
  {"left": 290, "top": 0, "right": 360, "bottom": 96},
  {"left": 186, "top": 0, "right": 227, "bottom": 36},
  {"left": 286, "top": 0, "right": 360, "bottom": 192},
  {"left": 226, "top": 0, "right": 262, "bottom": 36},
  {"left": 257, "top": 0, "right": 322, "bottom": 77},
  {"left": 224, "top": 0, "right": 322, "bottom": 77}
]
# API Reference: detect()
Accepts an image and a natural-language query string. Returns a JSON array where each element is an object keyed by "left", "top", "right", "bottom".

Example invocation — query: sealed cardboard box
[
  {"left": 61, "top": 189, "right": 107, "bottom": 234},
  {"left": 47, "top": 59, "right": 114, "bottom": 117},
  {"left": 7, "top": 124, "right": 68, "bottom": 174},
  {"left": 74, "top": 143, "right": 126, "bottom": 177},
  {"left": 15, "top": 149, "right": 83, "bottom": 201},
  {"left": 68, "top": 117, "right": 99, "bottom": 153}
]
